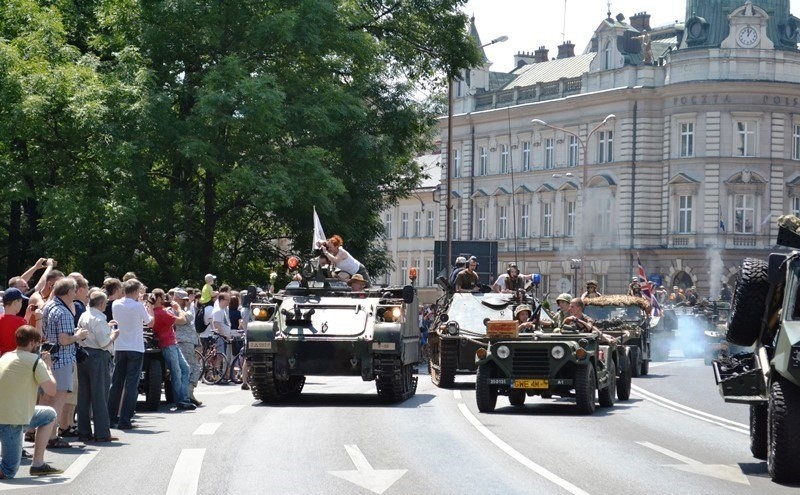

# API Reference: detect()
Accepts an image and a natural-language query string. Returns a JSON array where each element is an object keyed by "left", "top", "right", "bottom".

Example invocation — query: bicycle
[{"left": 200, "top": 341, "right": 229, "bottom": 385}]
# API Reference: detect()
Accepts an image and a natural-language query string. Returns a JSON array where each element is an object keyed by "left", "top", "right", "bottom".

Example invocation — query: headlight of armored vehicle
[
  {"left": 377, "top": 306, "right": 403, "bottom": 323},
  {"left": 446, "top": 321, "right": 459, "bottom": 336},
  {"left": 496, "top": 345, "right": 510, "bottom": 359},
  {"left": 551, "top": 346, "right": 565, "bottom": 360},
  {"left": 251, "top": 306, "right": 276, "bottom": 321}
]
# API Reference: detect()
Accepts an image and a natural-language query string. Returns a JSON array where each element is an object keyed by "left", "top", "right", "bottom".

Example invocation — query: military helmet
[
  {"left": 556, "top": 293, "right": 573, "bottom": 303},
  {"left": 514, "top": 304, "right": 532, "bottom": 317}
]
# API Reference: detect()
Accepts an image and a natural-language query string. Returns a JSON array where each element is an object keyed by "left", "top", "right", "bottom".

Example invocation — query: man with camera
[
  {"left": 108, "top": 279, "right": 153, "bottom": 430},
  {"left": 40, "top": 278, "right": 87, "bottom": 448},
  {"left": 0, "top": 326, "right": 63, "bottom": 478}
]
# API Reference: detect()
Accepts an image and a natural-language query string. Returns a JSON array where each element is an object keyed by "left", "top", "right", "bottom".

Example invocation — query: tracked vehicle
[{"left": 245, "top": 256, "right": 419, "bottom": 403}]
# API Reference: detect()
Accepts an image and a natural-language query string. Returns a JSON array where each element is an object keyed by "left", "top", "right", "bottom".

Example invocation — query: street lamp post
[
  {"left": 531, "top": 114, "right": 615, "bottom": 283},
  {"left": 445, "top": 35, "right": 508, "bottom": 272}
]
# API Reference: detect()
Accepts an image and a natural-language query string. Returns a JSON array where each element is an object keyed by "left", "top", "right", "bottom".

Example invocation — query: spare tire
[{"left": 727, "top": 258, "right": 769, "bottom": 346}]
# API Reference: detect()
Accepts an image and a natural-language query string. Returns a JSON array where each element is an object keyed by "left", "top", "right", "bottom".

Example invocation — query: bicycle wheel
[
  {"left": 202, "top": 352, "right": 227, "bottom": 385},
  {"left": 229, "top": 354, "right": 244, "bottom": 384}
]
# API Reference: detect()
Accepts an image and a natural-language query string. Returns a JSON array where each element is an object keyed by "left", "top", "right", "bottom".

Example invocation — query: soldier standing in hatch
[
  {"left": 581, "top": 280, "right": 602, "bottom": 299},
  {"left": 454, "top": 257, "right": 480, "bottom": 293}
]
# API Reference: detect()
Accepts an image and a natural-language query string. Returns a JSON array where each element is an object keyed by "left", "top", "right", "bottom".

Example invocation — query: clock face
[
  {"left": 738, "top": 26, "right": 759, "bottom": 47},
  {"left": 689, "top": 21, "right": 703, "bottom": 38}
]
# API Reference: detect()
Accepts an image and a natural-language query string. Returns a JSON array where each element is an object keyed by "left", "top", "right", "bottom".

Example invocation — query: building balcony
[{"left": 474, "top": 77, "right": 583, "bottom": 111}]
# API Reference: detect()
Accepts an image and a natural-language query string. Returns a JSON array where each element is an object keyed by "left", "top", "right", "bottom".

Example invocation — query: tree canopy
[{"left": 0, "top": 0, "right": 480, "bottom": 288}]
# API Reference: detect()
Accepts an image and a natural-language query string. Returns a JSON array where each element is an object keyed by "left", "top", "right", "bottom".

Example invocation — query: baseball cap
[
  {"left": 174, "top": 289, "right": 190, "bottom": 300},
  {"left": 3, "top": 288, "right": 29, "bottom": 303},
  {"left": 205, "top": 274, "right": 216, "bottom": 281}
]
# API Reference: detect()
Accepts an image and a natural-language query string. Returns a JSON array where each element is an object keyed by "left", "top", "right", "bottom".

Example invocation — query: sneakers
[
  {"left": 30, "top": 463, "right": 64, "bottom": 476},
  {"left": 176, "top": 402, "right": 197, "bottom": 410},
  {"left": 241, "top": 383, "right": 250, "bottom": 390}
]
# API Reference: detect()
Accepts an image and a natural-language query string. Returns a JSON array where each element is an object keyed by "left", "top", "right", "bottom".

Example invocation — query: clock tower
[{"left": 720, "top": 1, "right": 774, "bottom": 49}]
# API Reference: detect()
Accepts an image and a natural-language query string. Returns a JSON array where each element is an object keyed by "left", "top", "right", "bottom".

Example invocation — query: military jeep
[
  {"left": 428, "top": 289, "right": 552, "bottom": 388},
  {"left": 474, "top": 322, "right": 627, "bottom": 415},
  {"left": 583, "top": 295, "right": 651, "bottom": 377},
  {"left": 712, "top": 216, "right": 800, "bottom": 482},
  {"left": 245, "top": 255, "right": 419, "bottom": 403}
]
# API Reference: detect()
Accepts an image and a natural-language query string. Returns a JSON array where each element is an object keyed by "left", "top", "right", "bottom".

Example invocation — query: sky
[{"left": 463, "top": 0, "right": 800, "bottom": 73}]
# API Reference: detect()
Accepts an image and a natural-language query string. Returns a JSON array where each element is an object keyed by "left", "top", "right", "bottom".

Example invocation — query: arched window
[{"left": 604, "top": 41, "right": 612, "bottom": 70}]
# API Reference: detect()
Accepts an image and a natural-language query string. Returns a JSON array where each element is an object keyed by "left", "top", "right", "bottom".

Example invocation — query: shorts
[
  {"left": 65, "top": 363, "right": 78, "bottom": 405},
  {"left": 51, "top": 365, "right": 74, "bottom": 392},
  {"left": 214, "top": 335, "right": 229, "bottom": 355}
]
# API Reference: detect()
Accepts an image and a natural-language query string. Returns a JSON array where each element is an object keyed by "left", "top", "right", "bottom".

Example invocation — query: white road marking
[
  {"left": 637, "top": 442, "right": 750, "bottom": 485},
  {"left": 631, "top": 384, "right": 748, "bottom": 434},
  {"left": 166, "top": 448, "right": 205, "bottom": 495},
  {"left": 193, "top": 423, "right": 222, "bottom": 435},
  {"left": 218, "top": 405, "right": 246, "bottom": 415},
  {"left": 0, "top": 449, "right": 100, "bottom": 491},
  {"left": 457, "top": 404, "right": 591, "bottom": 495},
  {"left": 453, "top": 390, "right": 462, "bottom": 400},
  {"left": 647, "top": 359, "right": 689, "bottom": 368},
  {"left": 193, "top": 388, "right": 240, "bottom": 396},
  {"left": 328, "top": 444, "right": 407, "bottom": 495}
]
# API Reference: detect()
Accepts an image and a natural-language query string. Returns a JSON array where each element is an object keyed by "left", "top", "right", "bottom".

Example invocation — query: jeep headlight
[
  {"left": 251, "top": 306, "right": 275, "bottom": 321},
  {"left": 551, "top": 346, "right": 565, "bottom": 360},
  {"left": 446, "top": 321, "right": 459, "bottom": 336},
  {"left": 496, "top": 345, "right": 510, "bottom": 359}
]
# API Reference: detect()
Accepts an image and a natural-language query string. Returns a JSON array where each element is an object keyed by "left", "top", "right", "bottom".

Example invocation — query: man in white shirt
[
  {"left": 108, "top": 279, "right": 153, "bottom": 429},
  {"left": 211, "top": 294, "right": 232, "bottom": 381}
]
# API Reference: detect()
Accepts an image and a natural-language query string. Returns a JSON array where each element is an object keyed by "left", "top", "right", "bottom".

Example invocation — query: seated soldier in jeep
[{"left": 559, "top": 298, "right": 618, "bottom": 345}]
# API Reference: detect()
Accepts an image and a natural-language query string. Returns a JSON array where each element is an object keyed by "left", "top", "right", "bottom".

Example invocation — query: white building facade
[{"left": 438, "top": 1, "right": 800, "bottom": 298}]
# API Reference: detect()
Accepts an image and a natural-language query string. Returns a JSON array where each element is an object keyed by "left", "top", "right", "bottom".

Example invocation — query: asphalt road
[{"left": 2, "top": 355, "right": 798, "bottom": 495}]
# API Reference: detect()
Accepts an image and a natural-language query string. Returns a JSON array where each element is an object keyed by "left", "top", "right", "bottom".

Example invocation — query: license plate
[
  {"left": 248, "top": 341, "right": 271, "bottom": 349},
  {"left": 513, "top": 379, "right": 548, "bottom": 389}
]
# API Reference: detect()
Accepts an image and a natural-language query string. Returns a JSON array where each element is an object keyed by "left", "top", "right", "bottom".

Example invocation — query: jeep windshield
[{"left": 584, "top": 304, "right": 645, "bottom": 324}]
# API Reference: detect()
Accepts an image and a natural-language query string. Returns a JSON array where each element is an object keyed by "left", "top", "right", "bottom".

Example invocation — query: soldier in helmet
[
  {"left": 544, "top": 293, "right": 572, "bottom": 332},
  {"left": 628, "top": 277, "right": 643, "bottom": 297},
  {"left": 514, "top": 304, "right": 536, "bottom": 332},
  {"left": 581, "top": 280, "right": 602, "bottom": 299},
  {"left": 492, "top": 263, "right": 533, "bottom": 293}
]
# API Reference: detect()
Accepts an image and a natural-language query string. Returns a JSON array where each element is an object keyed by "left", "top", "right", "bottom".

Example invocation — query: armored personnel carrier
[
  {"left": 245, "top": 256, "right": 419, "bottom": 403},
  {"left": 474, "top": 321, "right": 626, "bottom": 415},
  {"left": 428, "top": 285, "right": 552, "bottom": 388},
  {"left": 712, "top": 216, "right": 800, "bottom": 482}
]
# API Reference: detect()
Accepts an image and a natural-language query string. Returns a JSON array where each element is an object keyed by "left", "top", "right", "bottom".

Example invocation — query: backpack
[{"left": 194, "top": 304, "right": 210, "bottom": 334}]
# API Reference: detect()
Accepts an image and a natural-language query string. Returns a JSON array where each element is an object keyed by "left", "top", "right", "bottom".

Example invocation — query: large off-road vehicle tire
[
  {"left": 430, "top": 337, "right": 457, "bottom": 388},
  {"left": 574, "top": 363, "right": 596, "bottom": 415},
  {"left": 630, "top": 346, "right": 641, "bottom": 378},
  {"left": 508, "top": 389, "right": 526, "bottom": 407},
  {"left": 640, "top": 358, "right": 649, "bottom": 376},
  {"left": 617, "top": 355, "right": 632, "bottom": 401},
  {"left": 750, "top": 402, "right": 768, "bottom": 460},
  {"left": 475, "top": 363, "right": 498, "bottom": 413},
  {"left": 728, "top": 258, "right": 769, "bottom": 346},
  {"left": 142, "top": 358, "right": 162, "bottom": 412},
  {"left": 376, "top": 356, "right": 418, "bottom": 402},
  {"left": 768, "top": 377, "right": 800, "bottom": 482},
  {"left": 598, "top": 360, "right": 616, "bottom": 408}
]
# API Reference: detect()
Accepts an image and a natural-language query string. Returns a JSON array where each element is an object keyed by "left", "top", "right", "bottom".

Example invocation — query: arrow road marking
[
  {"left": 328, "top": 444, "right": 407, "bottom": 495},
  {"left": 637, "top": 442, "right": 750, "bottom": 485}
]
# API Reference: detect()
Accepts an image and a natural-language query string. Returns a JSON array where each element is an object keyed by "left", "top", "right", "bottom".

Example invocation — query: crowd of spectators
[{"left": 0, "top": 259, "right": 247, "bottom": 480}]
